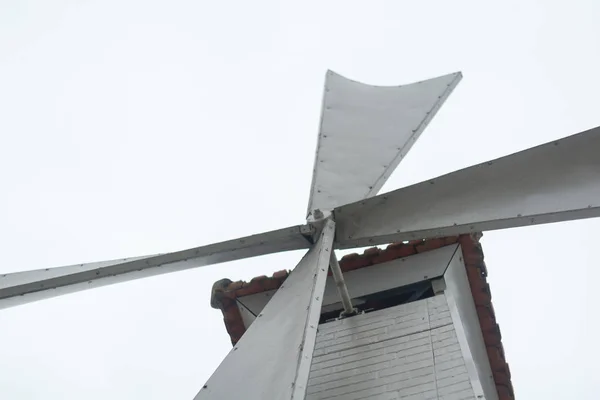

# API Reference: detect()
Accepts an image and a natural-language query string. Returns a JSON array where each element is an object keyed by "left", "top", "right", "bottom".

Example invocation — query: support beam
[{"left": 329, "top": 251, "right": 356, "bottom": 317}]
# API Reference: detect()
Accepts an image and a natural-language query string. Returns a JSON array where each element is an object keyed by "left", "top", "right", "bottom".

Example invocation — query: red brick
[
  {"left": 458, "top": 235, "right": 484, "bottom": 264},
  {"left": 339, "top": 253, "right": 368, "bottom": 271},
  {"left": 487, "top": 346, "right": 507, "bottom": 371},
  {"left": 493, "top": 369, "right": 511, "bottom": 386},
  {"left": 482, "top": 324, "right": 503, "bottom": 346},
  {"left": 372, "top": 248, "right": 404, "bottom": 263},
  {"left": 261, "top": 279, "right": 283, "bottom": 291},
  {"left": 235, "top": 281, "right": 263, "bottom": 297},
  {"left": 363, "top": 247, "right": 381, "bottom": 265},
  {"left": 228, "top": 280, "right": 244, "bottom": 291},
  {"left": 250, "top": 275, "right": 268, "bottom": 282},
  {"left": 364, "top": 247, "right": 380, "bottom": 256},
  {"left": 476, "top": 305, "right": 497, "bottom": 331},
  {"left": 496, "top": 384, "right": 515, "bottom": 400},
  {"left": 383, "top": 243, "right": 418, "bottom": 258},
  {"left": 272, "top": 269, "right": 289, "bottom": 279},
  {"left": 443, "top": 236, "right": 460, "bottom": 245},
  {"left": 415, "top": 237, "right": 450, "bottom": 253}
]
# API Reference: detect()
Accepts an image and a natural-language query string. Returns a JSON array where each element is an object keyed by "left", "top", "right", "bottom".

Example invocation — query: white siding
[{"left": 307, "top": 295, "right": 477, "bottom": 400}]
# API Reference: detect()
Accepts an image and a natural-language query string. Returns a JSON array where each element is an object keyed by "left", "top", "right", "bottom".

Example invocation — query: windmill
[{"left": 1, "top": 70, "right": 599, "bottom": 399}]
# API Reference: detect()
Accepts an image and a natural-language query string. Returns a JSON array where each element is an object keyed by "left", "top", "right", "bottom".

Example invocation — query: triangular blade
[
  {"left": 0, "top": 224, "right": 313, "bottom": 309},
  {"left": 334, "top": 126, "right": 600, "bottom": 248},
  {"left": 306, "top": 70, "right": 462, "bottom": 219},
  {"left": 194, "top": 219, "right": 335, "bottom": 400}
]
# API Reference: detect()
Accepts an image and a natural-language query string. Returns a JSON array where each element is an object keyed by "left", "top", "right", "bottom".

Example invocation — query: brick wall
[{"left": 306, "top": 295, "right": 476, "bottom": 400}]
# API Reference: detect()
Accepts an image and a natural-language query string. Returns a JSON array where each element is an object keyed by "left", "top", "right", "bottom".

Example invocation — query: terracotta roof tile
[{"left": 209, "top": 234, "right": 515, "bottom": 399}]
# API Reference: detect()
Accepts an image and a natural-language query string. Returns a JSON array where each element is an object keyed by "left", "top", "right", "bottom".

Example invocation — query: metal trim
[{"left": 442, "top": 245, "right": 498, "bottom": 400}]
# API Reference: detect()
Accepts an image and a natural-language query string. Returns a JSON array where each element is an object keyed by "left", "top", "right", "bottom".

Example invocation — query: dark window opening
[{"left": 319, "top": 280, "right": 435, "bottom": 324}]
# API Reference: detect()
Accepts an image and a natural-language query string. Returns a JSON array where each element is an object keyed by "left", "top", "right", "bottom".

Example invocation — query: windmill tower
[{"left": 1, "top": 70, "right": 599, "bottom": 399}]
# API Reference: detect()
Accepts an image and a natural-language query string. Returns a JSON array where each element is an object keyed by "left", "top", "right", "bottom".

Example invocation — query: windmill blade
[
  {"left": 0, "top": 224, "right": 313, "bottom": 309},
  {"left": 195, "top": 219, "right": 335, "bottom": 400},
  {"left": 334, "top": 126, "right": 600, "bottom": 248},
  {"left": 306, "top": 70, "right": 462, "bottom": 219}
]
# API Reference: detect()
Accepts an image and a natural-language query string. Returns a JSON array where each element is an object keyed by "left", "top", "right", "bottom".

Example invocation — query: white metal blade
[
  {"left": 0, "top": 224, "right": 313, "bottom": 309},
  {"left": 306, "top": 70, "right": 462, "bottom": 219},
  {"left": 334, "top": 126, "right": 600, "bottom": 248},
  {"left": 194, "top": 219, "right": 335, "bottom": 400}
]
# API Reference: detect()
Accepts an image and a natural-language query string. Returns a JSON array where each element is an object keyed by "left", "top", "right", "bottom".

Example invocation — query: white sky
[{"left": 1, "top": 1, "right": 599, "bottom": 399}]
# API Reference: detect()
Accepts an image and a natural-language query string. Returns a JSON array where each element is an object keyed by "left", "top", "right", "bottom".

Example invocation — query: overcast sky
[{"left": 1, "top": 1, "right": 599, "bottom": 399}]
